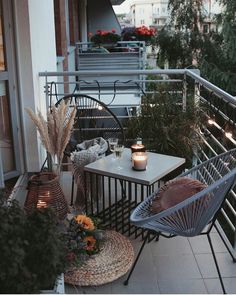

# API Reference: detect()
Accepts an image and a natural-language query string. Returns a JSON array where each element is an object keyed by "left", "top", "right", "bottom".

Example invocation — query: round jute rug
[{"left": 64, "top": 230, "right": 134, "bottom": 286}]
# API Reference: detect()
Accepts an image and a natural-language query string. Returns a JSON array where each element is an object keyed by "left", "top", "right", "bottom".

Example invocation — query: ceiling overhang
[{"left": 110, "top": 0, "right": 126, "bottom": 5}]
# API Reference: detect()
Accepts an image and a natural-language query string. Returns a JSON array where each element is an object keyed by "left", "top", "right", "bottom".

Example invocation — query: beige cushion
[{"left": 151, "top": 177, "right": 207, "bottom": 213}]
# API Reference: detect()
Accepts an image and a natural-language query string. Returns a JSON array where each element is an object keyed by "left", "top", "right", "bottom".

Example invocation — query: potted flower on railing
[
  {"left": 122, "top": 26, "right": 157, "bottom": 45},
  {"left": 90, "top": 29, "right": 121, "bottom": 48}
]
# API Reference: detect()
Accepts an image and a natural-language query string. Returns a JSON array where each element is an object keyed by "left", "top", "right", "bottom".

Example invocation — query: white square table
[{"left": 84, "top": 148, "right": 185, "bottom": 237}]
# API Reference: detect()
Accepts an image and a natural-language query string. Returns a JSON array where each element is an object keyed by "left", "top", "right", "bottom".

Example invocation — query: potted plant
[
  {"left": 25, "top": 102, "right": 76, "bottom": 219},
  {"left": 0, "top": 192, "right": 67, "bottom": 294},
  {"left": 26, "top": 100, "right": 76, "bottom": 175},
  {"left": 125, "top": 87, "right": 204, "bottom": 170},
  {"left": 90, "top": 29, "right": 121, "bottom": 48},
  {"left": 122, "top": 26, "right": 156, "bottom": 45}
]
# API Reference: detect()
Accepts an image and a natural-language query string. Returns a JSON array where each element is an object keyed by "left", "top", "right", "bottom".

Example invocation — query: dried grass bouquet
[{"left": 26, "top": 101, "right": 76, "bottom": 172}]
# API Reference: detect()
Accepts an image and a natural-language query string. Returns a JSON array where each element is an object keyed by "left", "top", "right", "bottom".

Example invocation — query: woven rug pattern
[{"left": 65, "top": 230, "right": 134, "bottom": 286}]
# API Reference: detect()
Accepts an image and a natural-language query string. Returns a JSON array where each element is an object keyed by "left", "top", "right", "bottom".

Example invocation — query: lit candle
[
  {"left": 37, "top": 200, "right": 47, "bottom": 209},
  {"left": 131, "top": 144, "right": 146, "bottom": 154},
  {"left": 132, "top": 152, "right": 148, "bottom": 171}
]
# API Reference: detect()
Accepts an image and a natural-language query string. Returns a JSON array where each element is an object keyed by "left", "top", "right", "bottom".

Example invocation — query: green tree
[
  {"left": 168, "top": 0, "right": 204, "bottom": 32},
  {"left": 156, "top": 0, "right": 236, "bottom": 95},
  {"left": 200, "top": 0, "right": 236, "bottom": 95},
  {"left": 156, "top": 0, "right": 204, "bottom": 68}
]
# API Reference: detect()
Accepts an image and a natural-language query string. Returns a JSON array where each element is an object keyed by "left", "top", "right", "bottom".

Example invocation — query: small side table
[{"left": 84, "top": 149, "right": 185, "bottom": 238}]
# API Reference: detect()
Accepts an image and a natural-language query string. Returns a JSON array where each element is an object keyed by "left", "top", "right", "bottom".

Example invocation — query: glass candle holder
[
  {"left": 132, "top": 152, "right": 148, "bottom": 171},
  {"left": 131, "top": 143, "right": 146, "bottom": 154}
]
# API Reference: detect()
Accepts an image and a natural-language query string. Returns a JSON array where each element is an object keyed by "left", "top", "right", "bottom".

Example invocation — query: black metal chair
[
  {"left": 124, "top": 149, "right": 236, "bottom": 294},
  {"left": 55, "top": 93, "right": 125, "bottom": 205},
  {"left": 55, "top": 94, "right": 125, "bottom": 154}
]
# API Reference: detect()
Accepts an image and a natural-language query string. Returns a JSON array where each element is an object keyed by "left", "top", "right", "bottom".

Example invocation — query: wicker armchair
[{"left": 124, "top": 149, "right": 236, "bottom": 294}]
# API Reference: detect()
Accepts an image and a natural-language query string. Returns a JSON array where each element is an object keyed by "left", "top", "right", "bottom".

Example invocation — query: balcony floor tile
[
  {"left": 158, "top": 278, "right": 208, "bottom": 294},
  {"left": 195, "top": 252, "right": 236, "bottom": 278},
  {"left": 204, "top": 277, "right": 236, "bottom": 294},
  {"left": 150, "top": 235, "right": 193, "bottom": 256},
  {"left": 188, "top": 233, "right": 227, "bottom": 254}
]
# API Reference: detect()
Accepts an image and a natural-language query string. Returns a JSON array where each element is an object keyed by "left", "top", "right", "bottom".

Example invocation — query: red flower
[
  {"left": 96, "top": 29, "right": 102, "bottom": 34},
  {"left": 111, "top": 29, "right": 116, "bottom": 33}
]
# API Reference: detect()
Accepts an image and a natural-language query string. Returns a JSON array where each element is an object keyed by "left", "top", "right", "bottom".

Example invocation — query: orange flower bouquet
[{"left": 64, "top": 214, "right": 104, "bottom": 267}]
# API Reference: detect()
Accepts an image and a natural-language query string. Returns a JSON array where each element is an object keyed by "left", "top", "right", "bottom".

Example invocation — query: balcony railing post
[
  {"left": 182, "top": 73, "right": 187, "bottom": 111},
  {"left": 0, "top": 148, "right": 4, "bottom": 188},
  {"left": 194, "top": 81, "right": 200, "bottom": 107},
  {"left": 45, "top": 75, "right": 49, "bottom": 108}
]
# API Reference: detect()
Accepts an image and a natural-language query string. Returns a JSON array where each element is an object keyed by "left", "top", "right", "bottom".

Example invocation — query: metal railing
[
  {"left": 76, "top": 41, "right": 146, "bottom": 71},
  {"left": 39, "top": 68, "right": 236, "bottom": 255}
]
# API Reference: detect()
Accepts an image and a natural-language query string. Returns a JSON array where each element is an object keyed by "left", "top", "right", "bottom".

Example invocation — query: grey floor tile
[
  {"left": 65, "top": 282, "right": 113, "bottom": 294},
  {"left": 158, "top": 278, "right": 207, "bottom": 294},
  {"left": 65, "top": 283, "right": 80, "bottom": 294},
  {"left": 129, "top": 241, "right": 159, "bottom": 282},
  {"left": 204, "top": 278, "right": 224, "bottom": 294},
  {"left": 195, "top": 252, "right": 236, "bottom": 278},
  {"left": 153, "top": 254, "right": 202, "bottom": 280},
  {"left": 188, "top": 233, "right": 227, "bottom": 254},
  {"left": 111, "top": 276, "right": 160, "bottom": 294},
  {"left": 150, "top": 236, "right": 193, "bottom": 256},
  {"left": 203, "top": 277, "right": 236, "bottom": 294}
]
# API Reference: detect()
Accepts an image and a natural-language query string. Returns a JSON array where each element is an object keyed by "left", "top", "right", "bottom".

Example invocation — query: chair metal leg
[
  {"left": 214, "top": 224, "right": 236, "bottom": 262},
  {"left": 124, "top": 231, "right": 149, "bottom": 286},
  {"left": 70, "top": 174, "right": 74, "bottom": 206},
  {"left": 207, "top": 233, "right": 226, "bottom": 294}
]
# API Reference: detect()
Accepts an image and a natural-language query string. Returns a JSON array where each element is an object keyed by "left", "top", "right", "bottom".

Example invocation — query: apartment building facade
[{"left": 128, "top": 0, "right": 221, "bottom": 30}]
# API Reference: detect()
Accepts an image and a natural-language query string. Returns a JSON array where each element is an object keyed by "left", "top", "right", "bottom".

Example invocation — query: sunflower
[
  {"left": 84, "top": 236, "right": 96, "bottom": 251},
  {"left": 75, "top": 215, "right": 95, "bottom": 230}
]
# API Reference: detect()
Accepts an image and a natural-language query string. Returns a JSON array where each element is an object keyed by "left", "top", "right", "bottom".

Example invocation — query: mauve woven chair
[{"left": 124, "top": 148, "right": 236, "bottom": 294}]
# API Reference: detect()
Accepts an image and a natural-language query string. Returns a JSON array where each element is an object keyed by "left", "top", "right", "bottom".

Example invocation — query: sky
[{"left": 113, "top": 0, "right": 132, "bottom": 14}]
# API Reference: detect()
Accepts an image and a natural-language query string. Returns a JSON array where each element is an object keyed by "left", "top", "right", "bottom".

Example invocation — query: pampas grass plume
[{"left": 26, "top": 101, "right": 76, "bottom": 167}]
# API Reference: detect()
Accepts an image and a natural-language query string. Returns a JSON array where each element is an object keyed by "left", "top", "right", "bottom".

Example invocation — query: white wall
[
  {"left": 79, "top": 0, "right": 88, "bottom": 42},
  {"left": 87, "top": 0, "right": 121, "bottom": 35},
  {"left": 14, "top": 0, "right": 57, "bottom": 172}
]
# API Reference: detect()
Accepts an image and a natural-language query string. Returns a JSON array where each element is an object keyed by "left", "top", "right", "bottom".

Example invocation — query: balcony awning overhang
[{"left": 110, "top": 0, "right": 126, "bottom": 5}]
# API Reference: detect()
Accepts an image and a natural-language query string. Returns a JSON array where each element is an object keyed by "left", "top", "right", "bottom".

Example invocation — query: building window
[
  {"left": 162, "top": 7, "right": 165, "bottom": 13},
  {"left": 140, "top": 19, "right": 145, "bottom": 25},
  {"left": 203, "top": 24, "right": 209, "bottom": 33},
  {"left": 139, "top": 8, "right": 144, "bottom": 14}
]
